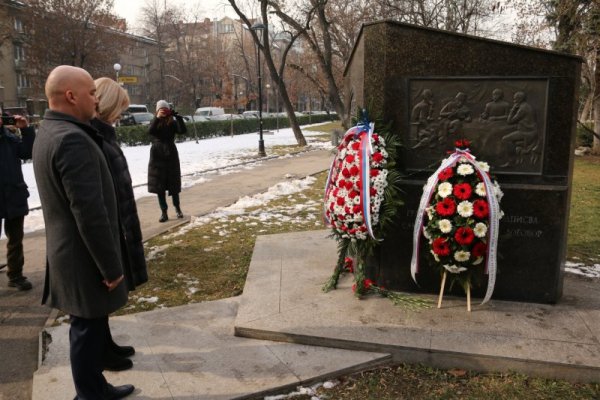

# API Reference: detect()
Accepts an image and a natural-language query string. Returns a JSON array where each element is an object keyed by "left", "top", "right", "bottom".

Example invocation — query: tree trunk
[{"left": 593, "top": 48, "right": 600, "bottom": 155}]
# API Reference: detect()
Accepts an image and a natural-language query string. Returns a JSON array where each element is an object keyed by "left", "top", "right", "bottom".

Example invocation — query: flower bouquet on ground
[
  {"left": 410, "top": 139, "right": 503, "bottom": 311},
  {"left": 322, "top": 111, "right": 428, "bottom": 309}
]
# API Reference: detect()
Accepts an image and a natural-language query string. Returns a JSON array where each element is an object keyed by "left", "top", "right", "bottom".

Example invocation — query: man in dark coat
[
  {"left": 0, "top": 109, "right": 35, "bottom": 290},
  {"left": 33, "top": 66, "right": 134, "bottom": 400}
]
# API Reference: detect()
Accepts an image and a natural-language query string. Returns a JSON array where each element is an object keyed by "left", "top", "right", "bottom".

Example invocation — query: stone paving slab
[
  {"left": 234, "top": 230, "right": 600, "bottom": 383},
  {"left": 33, "top": 298, "right": 390, "bottom": 400}
]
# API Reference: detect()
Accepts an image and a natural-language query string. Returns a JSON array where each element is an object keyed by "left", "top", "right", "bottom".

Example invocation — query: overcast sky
[{"left": 112, "top": 0, "right": 239, "bottom": 30}]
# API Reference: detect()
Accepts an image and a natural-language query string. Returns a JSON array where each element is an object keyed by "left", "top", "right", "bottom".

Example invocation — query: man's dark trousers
[
  {"left": 70, "top": 315, "right": 109, "bottom": 399},
  {"left": 0, "top": 216, "right": 24, "bottom": 281}
]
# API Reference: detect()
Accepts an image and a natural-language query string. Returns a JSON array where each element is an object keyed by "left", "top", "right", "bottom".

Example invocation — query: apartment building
[{"left": 0, "top": 0, "right": 160, "bottom": 115}]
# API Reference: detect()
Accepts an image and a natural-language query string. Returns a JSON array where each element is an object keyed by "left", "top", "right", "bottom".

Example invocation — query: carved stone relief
[{"left": 406, "top": 78, "right": 548, "bottom": 174}]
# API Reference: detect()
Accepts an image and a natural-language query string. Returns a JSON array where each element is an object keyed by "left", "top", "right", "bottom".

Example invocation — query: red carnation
[
  {"left": 454, "top": 227, "right": 475, "bottom": 246},
  {"left": 356, "top": 180, "right": 362, "bottom": 189},
  {"left": 472, "top": 241, "right": 487, "bottom": 258},
  {"left": 455, "top": 139, "right": 471, "bottom": 149},
  {"left": 453, "top": 183, "right": 472, "bottom": 200},
  {"left": 372, "top": 152, "right": 384, "bottom": 163},
  {"left": 473, "top": 199, "right": 489, "bottom": 219},
  {"left": 348, "top": 190, "right": 358, "bottom": 198},
  {"left": 342, "top": 168, "right": 351, "bottom": 178},
  {"left": 432, "top": 237, "right": 451, "bottom": 256},
  {"left": 353, "top": 205, "right": 361, "bottom": 214},
  {"left": 344, "top": 206, "right": 351, "bottom": 214},
  {"left": 370, "top": 169, "right": 380, "bottom": 177},
  {"left": 344, "top": 257, "right": 354, "bottom": 272},
  {"left": 359, "top": 226, "right": 368, "bottom": 232},
  {"left": 438, "top": 167, "right": 454, "bottom": 181},
  {"left": 345, "top": 181, "right": 354, "bottom": 190},
  {"left": 435, "top": 198, "right": 456, "bottom": 217},
  {"left": 370, "top": 187, "right": 377, "bottom": 196},
  {"left": 364, "top": 279, "right": 374, "bottom": 289},
  {"left": 350, "top": 165, "right": 360, "bottom": 176},
  {"left": 336, "top": 197, "right": 345, "bottom": 206},
  {"left": 372, "top": 134, "right": 379, "bottom": 142},
  {"left": 345, "top": 154, "right": 355, "bottom": 163},
  {"left": 351, "top": 141, "right": 360, "bottom": 150}
]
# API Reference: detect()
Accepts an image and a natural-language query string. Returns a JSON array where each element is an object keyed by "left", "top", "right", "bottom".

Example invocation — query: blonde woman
[{"left": 92, "top": 77, "right": 148, "bottom": 372}]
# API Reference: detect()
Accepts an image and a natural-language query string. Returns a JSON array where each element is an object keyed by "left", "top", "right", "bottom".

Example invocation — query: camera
[{"left": 1, "top": 115, "right": 16, "bottom": 125}]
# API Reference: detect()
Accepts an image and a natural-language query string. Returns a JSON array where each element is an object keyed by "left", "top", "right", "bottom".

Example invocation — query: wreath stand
[{"left": 437, "top": 271, "right": 471, "bottom": 312}]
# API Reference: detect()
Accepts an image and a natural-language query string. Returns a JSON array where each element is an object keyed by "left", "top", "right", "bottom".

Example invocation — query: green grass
[
  {"left": 567, "top": 156, "right": 600, "bottom": 263},
  {"left": 251, "top": 364, "right": 599, "bottom": 399}
]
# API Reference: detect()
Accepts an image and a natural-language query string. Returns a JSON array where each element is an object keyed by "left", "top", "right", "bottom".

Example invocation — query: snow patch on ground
[{"left": 564, "top": 261, "right": 600, "bottom": 279}]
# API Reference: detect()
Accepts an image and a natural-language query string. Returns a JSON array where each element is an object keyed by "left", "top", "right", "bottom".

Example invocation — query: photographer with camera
[
  {"left": 0, "top": 108, "right": 35, "bottom": 290},
  {"left": 147, "top": 100, "right": 187, "bottom": 222}
]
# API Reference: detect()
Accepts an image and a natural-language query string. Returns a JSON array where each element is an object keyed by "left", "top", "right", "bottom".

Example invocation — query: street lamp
[
  {"left": 113, "top": 63, "right": 121, "bottom": 82},
  {"left": 251, "top": 22, "right": 267, "bottom": 157}
]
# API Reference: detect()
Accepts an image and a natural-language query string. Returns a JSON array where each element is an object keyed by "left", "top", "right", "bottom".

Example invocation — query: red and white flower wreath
[{"left": 324, "top": 124, "right": 388, "bottom": 241}]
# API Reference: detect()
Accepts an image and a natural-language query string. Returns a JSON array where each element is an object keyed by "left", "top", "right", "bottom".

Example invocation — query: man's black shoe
[
  {"left": 104, "top": 383, "right": 135, "bottom": 399},
  {"left": 7, "top": 276, "right": 32, "bottom": 291},
  {"left": 103, "top": 355, "right": 133, "bottom": 371},
  {"left": 111, "top": 343, "right": 135, "bottom": 358}
]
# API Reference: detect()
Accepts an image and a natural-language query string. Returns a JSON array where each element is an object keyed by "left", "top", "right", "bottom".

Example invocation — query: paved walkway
[{"left": 0, "top": 148, "right": 335, "bottom": 400}]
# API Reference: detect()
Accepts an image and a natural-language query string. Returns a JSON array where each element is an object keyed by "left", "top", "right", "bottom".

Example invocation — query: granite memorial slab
[{"left": 344, "top": 20, "right": 581, "bottom": 303}]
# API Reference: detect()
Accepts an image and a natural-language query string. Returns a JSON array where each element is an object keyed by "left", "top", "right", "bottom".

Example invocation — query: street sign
[{"left": 118, "top": 76, "right": 138, "bottom": 84}]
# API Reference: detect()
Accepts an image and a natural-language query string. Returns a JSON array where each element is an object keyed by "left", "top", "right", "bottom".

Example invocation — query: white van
[
  {"left": 127, "top": 104, "right": 149, "bottom": 113},
  {"left": 194, "top": 107, "right": 225, "bottom": 117}
]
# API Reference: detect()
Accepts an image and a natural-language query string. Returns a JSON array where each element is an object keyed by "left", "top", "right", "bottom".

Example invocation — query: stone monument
[{"left": 344, "top": 20, "right": 581, "bottom": 303}]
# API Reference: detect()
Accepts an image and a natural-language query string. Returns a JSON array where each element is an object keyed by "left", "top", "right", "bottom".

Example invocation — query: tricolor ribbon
[
  {"left": 323, "top": 120, "right": 380, "bottom": 241},
  {"left": 410, "top": 149, "right": 500, "bottom": 304}
]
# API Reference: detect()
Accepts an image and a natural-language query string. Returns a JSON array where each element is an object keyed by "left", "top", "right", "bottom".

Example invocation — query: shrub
[
  {"left": 576, "top": 121, "right": 594, "bottom": 147},
  {"left": 114, "top": 113, "right": 338, "bottom": 145}
]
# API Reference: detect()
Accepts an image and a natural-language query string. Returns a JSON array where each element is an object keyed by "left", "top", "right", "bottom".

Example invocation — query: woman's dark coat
[
  {"left": 92, "top": 118, "right": 148, "bottom": 290},
  {"left": 147, "top": 115, "right": 186, "bottom": 195},
  {"left": 0, "top": 125, "right": 35, "bottom": 219}
]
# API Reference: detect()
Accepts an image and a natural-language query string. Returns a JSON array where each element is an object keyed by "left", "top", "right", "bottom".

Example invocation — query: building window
[
  {"left": 14, "top": 17, "right": 23, "bottom": 33},
  {"left": 17, "top": 73, "right": 30, "bottom": 88},
  {"left": 14, "top": 45, "right": 25, "bottom": 61},
  {"left": 222, "top": 24, "right": 234, "bottom": 33}
]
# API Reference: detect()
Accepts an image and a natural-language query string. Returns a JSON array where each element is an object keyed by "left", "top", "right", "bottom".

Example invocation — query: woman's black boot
[
  {"left": 175, "top": 206, "right": 183, "bottom": 219},
  {"left": 159, "top": 210, "right": 168, "bottom": 223}
]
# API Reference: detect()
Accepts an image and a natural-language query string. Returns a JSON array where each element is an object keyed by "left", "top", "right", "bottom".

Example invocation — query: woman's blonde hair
[{"left": 94, "top": 77, "right": 130, "bottom": 123}]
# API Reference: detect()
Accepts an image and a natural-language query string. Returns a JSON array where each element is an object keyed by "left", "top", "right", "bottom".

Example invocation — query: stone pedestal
[{"left": 345, "top": 21, "right": 581, "bottom": 303}]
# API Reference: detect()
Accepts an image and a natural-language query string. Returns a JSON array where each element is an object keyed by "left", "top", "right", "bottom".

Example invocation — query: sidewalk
[{"left": 0, "top": 148, "right": 336, "bottom": 400}]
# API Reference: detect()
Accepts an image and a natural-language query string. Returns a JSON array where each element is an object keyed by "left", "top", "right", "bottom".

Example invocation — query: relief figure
[{"left": 501, "top": 91, "right": 540, "bottom": 166}]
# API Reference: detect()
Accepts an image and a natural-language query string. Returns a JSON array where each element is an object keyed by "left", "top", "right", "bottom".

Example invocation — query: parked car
[
  {"left": 127, "top": 104, "right": 149, "bottom": 114},
  {"left": 121, "top": 112, "right": 154, "bottom": 126},
  {"left": 242, "top": 110, "right": 259, "bottom": 119},
  {"left": 183, "top": 115, "right": 210, "bottom": 122},
  {"left": 194, "top": 107, "right": 225, "bottom": 117},
  {"left": 210, "top": 113, "right": 243, "bottom": 121}
]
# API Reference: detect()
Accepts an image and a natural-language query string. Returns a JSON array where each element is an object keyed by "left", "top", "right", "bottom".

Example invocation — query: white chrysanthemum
[
  {"left": 493, "top": 181, "right": 504, "bottom": 201},
  {"left": 457, "top": 163, "right": 474, "bottom": 176},
  {"left": 499, "top": 210, "right": 505, "bottom": 219},
  {"left": 425, "top": 206, "right": 434, "bottom": 220},
  {"left": 438, "top": 219, "right": 452, "bottom": 233},
  {"left": 438, "top": 182, "right": 453, "bottom": 198},
  {"left": 423, "top": 228, "right": 431, "bottom": 240},
  {"left": 457, "top": 201, "right": 473, "bottom": 217},
  {"left": 473, "top": 257, "right": 484, "bottom": 265},
  {"left": 444, "top": 264, "right": 467, "bottom": 274},
  {"left": 454, "top": 250, "right": 470, "bottom": 262},
  {"left": 474, "top": 222, "right": 488, "bottom": 238},
  {"left": 353, "top": 196, "right": 361, "bottom": 205},
  {"left": 475, "top": 182, "right": 486, "bottom": 197},
  {"left": 477, "top": 161, "right": 490, "bottom": 172}
]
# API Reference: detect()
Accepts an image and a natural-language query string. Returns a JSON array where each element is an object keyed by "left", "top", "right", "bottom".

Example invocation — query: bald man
[{"left": 33, "top": 66, "right": 134, "bottom": 400}]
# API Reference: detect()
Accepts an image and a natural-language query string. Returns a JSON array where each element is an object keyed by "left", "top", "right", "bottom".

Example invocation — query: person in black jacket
[
  {"left": 92, "top": 77, "right": 148, "bottom": 372},
  {"left": 147, "top": 100, "right": 187, "bottom": 222},
  {"left": 0, "top": 108, "right": 35, "bottom": 291}
]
